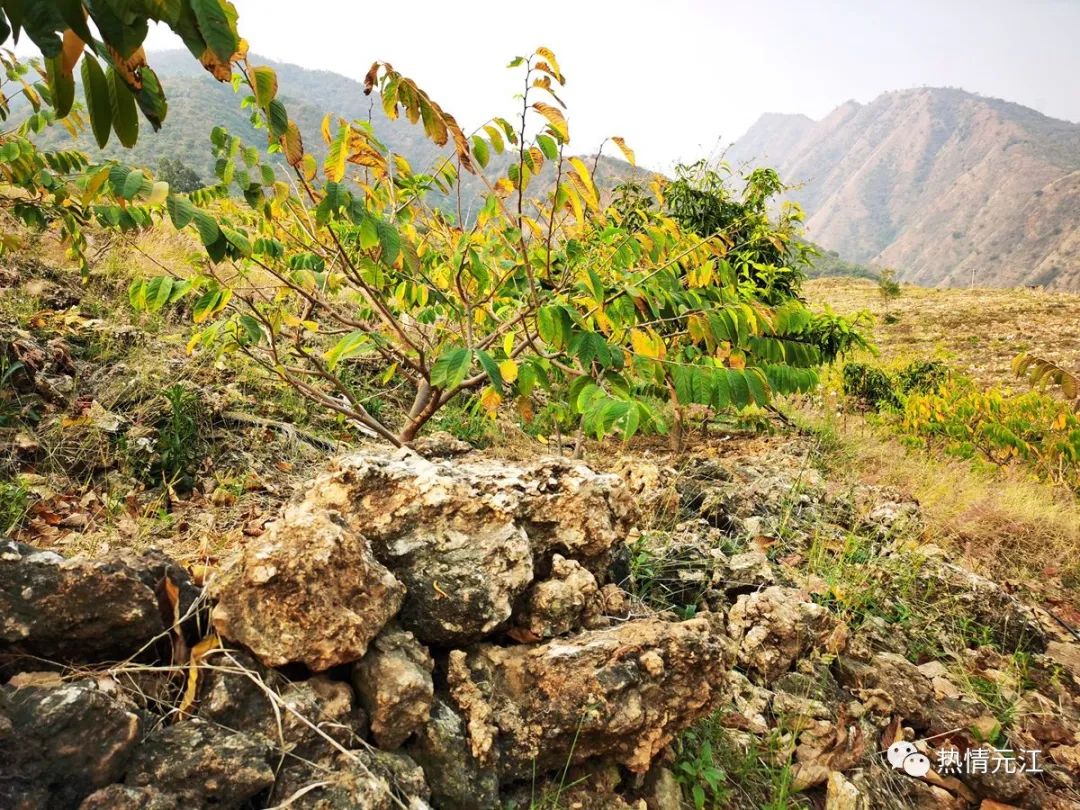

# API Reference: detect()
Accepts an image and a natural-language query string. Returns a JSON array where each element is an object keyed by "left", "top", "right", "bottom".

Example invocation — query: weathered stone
[
  {"left": 515, "top": 554, "right": 603, "bottom": 638},
  {"left": 825, "top": 770, "right": 867, "bottom": 810},
  {"left": 199, "top": 651, "right": 366, "bottom": 759},
  {"left": 292, "top": 450, "right": 635, "bottom": 644},
  {"left": 408, "top": 697, "right": 499, "bottom": 810},
  {"left": 0, "top": 679, "right": 142, "bottom": 809},
  {"left": 270, "top": 754, "right": 396, "bottom": 810},
  {"left": 916, "top": 560, "right": 1047, "bottom": 653},
  {"left": 125, "top": 718, "right": 274, "bottom": 807},
  {"left": 352, "top": 625, "right": 434, "bottom": 749},
  {"left": 79, "top": 785, "right": 179, "bottom": 809},
  {"left": 211, "top": 506, "right": 405, "bottom": 670},
  {"left": 0, "top": 540, "right": 165, "bottom": 666},
  {"left": 447, "top": 615, "right": 731, "bottom": 781},
  {"left": 727, "top": 586, "right": 835, "bottom": 682}
]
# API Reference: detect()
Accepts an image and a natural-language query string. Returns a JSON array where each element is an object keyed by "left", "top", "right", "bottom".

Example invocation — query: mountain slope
[{"left": 727, "top": 88, "right": 1080, "bottom": 289}]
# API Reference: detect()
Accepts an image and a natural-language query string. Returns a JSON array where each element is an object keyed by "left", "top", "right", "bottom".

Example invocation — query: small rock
[
  {"left": 125, "top": 718, "right": 274, "bottom": 807},
  {"left": 825, "top": 770, "right": 867, "bottom": 810},
  {"left": 211, "top": 506, "right": 405, "bottom": 670},
  {"left": 515, "top": 554, "right": 603, "bottom": 638},
  {"left": 408, "top": 697, "right": 499, "bottom": 810},
  {"left": 352, "top": 625, "right": 434, "bottom": 749},
  {"left": 727, "top": 586, "right": 835, "bottom": 683},
  {"left": 79, "top": 785, "right": 179, "bottom": 809},
  {"left": 270, "top": 753, "right": 397, "bottom": 810}
]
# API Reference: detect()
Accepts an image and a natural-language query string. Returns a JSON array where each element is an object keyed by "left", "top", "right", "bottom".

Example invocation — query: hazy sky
[{"left": 92, "top": 1, "right": 1080, "bottom": 169}]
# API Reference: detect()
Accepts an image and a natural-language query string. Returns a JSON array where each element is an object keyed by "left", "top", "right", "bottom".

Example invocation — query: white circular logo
[{"left": 887, "top": 741, "right": 931, "bottom": 777}]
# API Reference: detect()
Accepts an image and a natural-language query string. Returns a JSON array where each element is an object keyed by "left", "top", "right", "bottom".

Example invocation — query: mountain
[
  {"left": 36, "top": 51, "right": 651, "bottom": 218},
  {"left": 726, "top": 88, "right": 1080, "bottom": 289}
]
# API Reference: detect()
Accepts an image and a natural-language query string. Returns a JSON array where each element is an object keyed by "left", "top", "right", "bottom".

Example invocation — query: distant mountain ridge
[{"left": 726, "top": 88, "right": 1080, "bottom": 290}]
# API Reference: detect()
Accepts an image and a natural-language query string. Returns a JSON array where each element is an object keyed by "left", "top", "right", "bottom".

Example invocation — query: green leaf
[
  {"left": 376, "top": 221, "right": 401, "bottom": 265},
  {"left": 192, "top": 287, "right": 231, "bottom": 323},
  {"left": 430, "top": 348, "right": 472, "bottom": 390},
  {"left": 133, "top": 67, "right": 168, "bottom": 131},
  {"left": 324, "top": 331, "right": 371, "bottom": 370},
  {"left": 45, "top": 56, "right": 74, "bottom": 118},
  {"left": 81, "top": 55, "right": 112, "bottom": 149},
  {"left": 251, "top": 65, "right": 277, "bottom": 108},
  {"left": 144, "top": 276, "right": 174, "bottom": 312},
  {"left": 470, "top": 135, "right": 489, "bottom": 169},
  {"left": 536, "top": 133, "right": 559, "bottom": 160},
  {"left": 166, "top": 194, "right": 197, "bottom": 229},
  {"left": 191, "top": 209, "right": 220, "bottom": 247},
  {"left": 122, "top": 169, "right": 149, "bottom": 200},
  {"left": 108, "top": 66, "right": 139, "bottom": 148},
  {"left": 475, "top": 350, "right": 503, "bottom": 393},
  {"left": 266, "top": 99, "right": 288, "bottom": 139},
  {"left": 190, "top": 0, "right": 240, "bottom": 62}
]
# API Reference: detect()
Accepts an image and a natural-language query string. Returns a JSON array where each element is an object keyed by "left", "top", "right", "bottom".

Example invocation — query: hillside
[{"left": 727, "top": 88, "right": 1080, "bottom": 290}]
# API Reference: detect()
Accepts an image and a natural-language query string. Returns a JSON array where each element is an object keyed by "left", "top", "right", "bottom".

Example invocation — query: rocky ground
[
  {"left": 5, "top": 262, "right": 1080, "bottom": 808},
  {"left": 5, "top": 432, "right": 1080, "bottom": 809}
]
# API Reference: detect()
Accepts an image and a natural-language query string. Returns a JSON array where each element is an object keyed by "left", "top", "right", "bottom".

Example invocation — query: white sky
[{"left": 55, "top": 1, "right": 1080, "bottom": 170}]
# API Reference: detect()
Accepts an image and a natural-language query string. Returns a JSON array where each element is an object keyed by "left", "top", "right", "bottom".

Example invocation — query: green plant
[
  {"left": 117, "top": 47, "right": 861, "bottom": 453},
  {"left": 1, "top": 1, "right": 244, "bottom": 143},
  {"left": 674, "top": 738, "right": 728, "bottom": 809},
  {"left": 878, "top": 268, "right": 901, "bottom": 314},
  {"left": 896, "top": 359, "right": 948, "bottom": 394},
  {"left": 1013, "top": 353, "right": 1079, "bottom": 411},
  {"left": 155, "top": 384, "right": 203, "bottom": 493},
  {"left": 0, "top": 478, "right": 29, "bottom": 534},
  {"left": 842, "top": 362, "right": 899, "bottom": 410},
  {"left": 902, "top": 378, "right": 1080, "bottom": 490}
]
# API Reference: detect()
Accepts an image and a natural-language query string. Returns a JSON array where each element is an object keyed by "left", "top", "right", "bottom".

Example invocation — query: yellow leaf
[
  {"left": 148, "top": 181, "right": 169, "bottom": 206},
  {"left": 480, "top": 387, "right": 502, "bottom": 418},
  {"left": 499, "top": 359, "right": 519, "bottom": 383},
  {"left": 178, "top": 634, "right": 220, "bottom": 718},
  {"left": 502, "top": 334, "right": 515, "bottom": 357},
  {"left": 536, "top": 434, "right": 548, "bottom": 444},
  {"left": 532, "top": 101, "right": 568, "bottom": 142},
  {"left": 611, "top": 136, "right": 635, "bottom": 166},
  {"left": 630, "top": 329, "right": 662, "bottom": 360},
  {"left": 1053, "top": 412, "right": 1067, "bottom": 431}
]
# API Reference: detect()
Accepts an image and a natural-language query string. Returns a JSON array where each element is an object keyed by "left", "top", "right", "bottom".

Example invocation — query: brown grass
[
  {"left": 805, "top": 407, "right": 1080, "bottom": 611},
  {"left": 806, "top": 278, "right": 1080, "bottom": 389}
]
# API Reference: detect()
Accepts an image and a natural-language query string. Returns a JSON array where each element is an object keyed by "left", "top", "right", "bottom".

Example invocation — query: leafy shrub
[
  {"left": 902, "top": 379, "right": 1080, "bottom": 490},
  {"left": 896, "top": 359, "right": 949, "bottom": 395},
  {"left": 842, "top": 362, "right": 899, "bottom": 410},
  {"left": 116, "top": 48, "right": 862, "bottom": 452}
]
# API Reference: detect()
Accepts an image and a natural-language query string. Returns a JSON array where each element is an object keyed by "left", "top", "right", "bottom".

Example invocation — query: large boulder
[
  {"left": 0, "top": 679, "right": 142, "bottom": 809},
  {"left": 125, "top": 718, "right": 275, "bottom": 808},
  {"left": 447, "top": 615, "right": 732, "bottom": 781},
  {"left": 211, "top": 507, "right": 405, "bottom": 670},
  {"left": 1, "top": 540, "right": 165, "bottom": 667},
  {"left": 352, "top": 625, "right": 434, "bottom": 749},
  {"left": 296, "top": 450, "right": 636, "bottom": 645}
]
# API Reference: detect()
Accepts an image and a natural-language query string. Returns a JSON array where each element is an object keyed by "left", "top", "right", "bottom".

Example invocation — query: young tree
[{"left": 120, "top": 48, "right": 854, "bottom": 451}]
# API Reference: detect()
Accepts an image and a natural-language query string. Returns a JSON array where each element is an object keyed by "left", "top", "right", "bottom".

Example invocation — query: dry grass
[
  {"left": 806, "top": 278, "right": 1080, "bottom": 388},
  {"left": 806, "top": 407, "right": 1080, "bottom": 611}
]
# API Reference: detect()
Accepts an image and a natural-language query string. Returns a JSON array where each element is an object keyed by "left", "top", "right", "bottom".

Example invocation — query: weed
[{"left": 0, "top": 479, "right": 29, "bottom": 535}]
